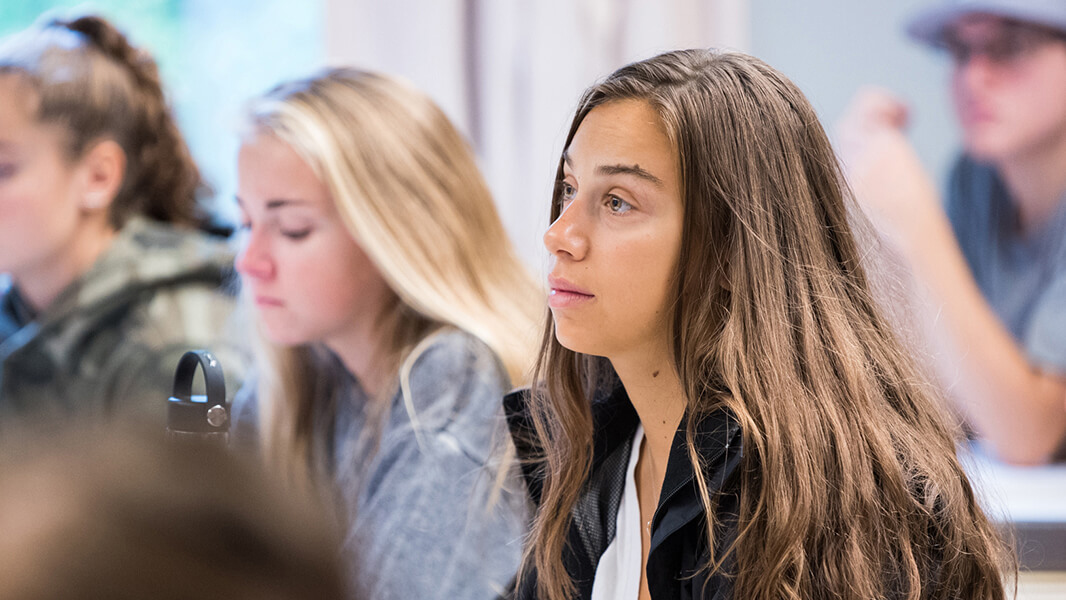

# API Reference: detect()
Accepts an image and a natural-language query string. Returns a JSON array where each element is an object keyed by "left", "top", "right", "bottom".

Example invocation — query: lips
[
  {"left": 548, "top": 275, "right": 594, "bottom": 308},
  {"left": 961, "top": 107, "right": 995, "bottom": 127},
  {"left": 956, "top": 97, "right": 996, "bottom": 127},
  {"left": 254, "top": 295, "right": 284, "bottom": 307}
]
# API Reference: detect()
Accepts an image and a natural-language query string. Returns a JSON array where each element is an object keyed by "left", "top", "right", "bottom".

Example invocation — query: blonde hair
[{"left": 246, "top": 68, "right": 542, "bottom": 472}]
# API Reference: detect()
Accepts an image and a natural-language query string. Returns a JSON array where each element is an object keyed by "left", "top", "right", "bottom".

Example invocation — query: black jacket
[{"left": 504, "top": 379, "right": 743, "bottom": 600}]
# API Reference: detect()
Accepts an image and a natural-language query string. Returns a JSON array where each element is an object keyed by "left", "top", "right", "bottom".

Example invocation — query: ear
[{"left": 76, "top": 139, "right": 126, "bottom": 213}]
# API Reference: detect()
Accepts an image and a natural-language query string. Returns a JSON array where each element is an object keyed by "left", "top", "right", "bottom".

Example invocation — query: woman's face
[
  {"left": 544, "top": 99, "right": 684, "bottom": 363},
  {"left": 0, "top": 76, "right": 92, "bottom": 283},
  {"left": 949, "top": 15, "right": 1066, "bottom": 162},
  {"left": 236, "top": 132, "right": 392, "bottom": 353}
]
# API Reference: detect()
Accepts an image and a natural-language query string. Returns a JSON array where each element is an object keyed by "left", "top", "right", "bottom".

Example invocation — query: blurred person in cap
[{"left": 837, "top": 0, "right": 1066, "bottom": 464}]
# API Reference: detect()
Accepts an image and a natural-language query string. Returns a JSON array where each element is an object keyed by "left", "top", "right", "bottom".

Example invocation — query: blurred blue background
[{"left": 0, "top": 0, "right": 323, "bottom": 226}]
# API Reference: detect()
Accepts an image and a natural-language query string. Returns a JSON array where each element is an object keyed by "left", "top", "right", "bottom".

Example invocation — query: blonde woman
[{"left": 231, "top": 68, "right": 541, "bottom": 600}]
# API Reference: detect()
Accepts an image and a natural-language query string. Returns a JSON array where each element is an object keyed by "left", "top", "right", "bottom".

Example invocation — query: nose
[
  {"left": 954, "top": 52, "right": 997, "bottom": 94},
  {"left": 234, "top": 226, "right": 275, "bottom": 281},
  {"left": 543, "top": 197, "right": 589, "bottom": 262}
]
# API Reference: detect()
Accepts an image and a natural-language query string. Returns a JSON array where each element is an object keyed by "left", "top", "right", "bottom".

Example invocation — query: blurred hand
[{"left": 836, "top": 87, "right": 942, "bottom": 252}]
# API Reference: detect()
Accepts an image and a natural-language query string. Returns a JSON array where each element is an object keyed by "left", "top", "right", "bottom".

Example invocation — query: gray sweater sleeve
[{"left": 339, "top": 331, "right": 529, "bottom": 600}]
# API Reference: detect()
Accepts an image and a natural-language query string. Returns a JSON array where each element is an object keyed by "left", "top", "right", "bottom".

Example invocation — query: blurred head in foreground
[{"left": 0, "top": 424, "right": 347, "bottom": 600}]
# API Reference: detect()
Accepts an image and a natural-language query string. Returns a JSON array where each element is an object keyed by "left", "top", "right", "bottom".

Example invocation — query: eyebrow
[
  {"left": 562, "top": 150, "right": 665, "bottom": 188},
  {"left": 234, "top": 196, "right": 310, "bottom": 210}
]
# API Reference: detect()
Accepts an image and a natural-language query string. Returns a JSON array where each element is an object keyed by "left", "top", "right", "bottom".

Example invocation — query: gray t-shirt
[
  {"left": 946, "top": 156, "right": 1066, "bottom": 376},
  {"left": 232, "top": 330, "right": 527, "bottom": 600}
]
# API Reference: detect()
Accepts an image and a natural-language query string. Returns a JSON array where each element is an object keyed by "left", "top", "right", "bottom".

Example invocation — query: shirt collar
[
  {"left": 505, "top": 370, "right": 744, "bottom": 507},
  {"left": 0, "top": 282, "right": 38, "bottom": 329}
]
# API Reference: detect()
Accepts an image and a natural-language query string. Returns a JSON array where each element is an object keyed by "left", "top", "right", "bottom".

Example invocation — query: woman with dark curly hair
[{"left": 0, "top": 15, "right": 247, "bottom": 424}]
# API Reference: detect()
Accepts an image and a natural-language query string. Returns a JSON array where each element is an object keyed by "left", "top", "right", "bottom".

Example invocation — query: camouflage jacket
[{"left": 0, "top": 218, "right": 250, "bottom": 428}]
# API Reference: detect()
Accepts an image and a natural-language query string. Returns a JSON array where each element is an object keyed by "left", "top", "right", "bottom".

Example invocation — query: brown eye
[
  {"left": 986, "top": 35, "right": 1023, "bottom": 63},
  {"left": 606, "top": 195, "right": 632, "bottom": 214},
  {"left": 555, "top": 181, "right": 577, "bottom": 212}
]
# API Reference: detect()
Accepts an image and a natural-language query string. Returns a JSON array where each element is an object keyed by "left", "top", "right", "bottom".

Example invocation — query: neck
[
  {"left": 328, "top": 334, "right": 385, "bottom": 399},
  {"left": 326, "top": 301, "right": 396, "bottom": 399},
  {"left": 995, "top": 136, "right": 1066, "bottom": 233},
  {"left": 610, "top": 346, "right": 687, "bottom": 475},
  {"left": 14, "top": 216, "right": 116, "bottom": 313}
]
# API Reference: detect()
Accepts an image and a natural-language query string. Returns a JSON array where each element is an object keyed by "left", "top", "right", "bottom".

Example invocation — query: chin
[
  {"left": 0, "top": 255, "right": 27, "bottom": 278},
  {"left": 259, "top": 323, "right": 312, "bottom": 348},
  {"left": 552, "top": 323, "right": 591, "bottom": 355},
  {"left": 552, "top": 322, "right": 613, "bottom": 358},
  {"left": 963, "top": 142, "right": 1003, "bottom": 163},
  {"left": 264, "top": 334, "right": 308, "bottom": 348},
  {"left": 962, "top": 129, "right": 1020, "bottom": 163}
]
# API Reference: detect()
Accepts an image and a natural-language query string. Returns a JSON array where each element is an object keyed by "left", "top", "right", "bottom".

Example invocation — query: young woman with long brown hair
[{"left": 505, "top": 49, "right": 1010, "bottom": 600}]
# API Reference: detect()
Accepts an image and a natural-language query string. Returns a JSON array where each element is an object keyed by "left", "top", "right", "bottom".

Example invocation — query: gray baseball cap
[{"left": 906, "top": 0, "right": 1066, "bottom": 46}]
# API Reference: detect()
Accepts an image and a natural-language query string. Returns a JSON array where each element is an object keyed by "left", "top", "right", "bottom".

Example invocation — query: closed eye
[{"left": 281, "top": 228, "right": 312, "bottom": 240}]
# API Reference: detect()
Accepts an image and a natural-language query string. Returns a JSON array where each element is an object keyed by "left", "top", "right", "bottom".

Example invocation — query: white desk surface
[{"left": 963, "top": 451, "right": 1066, "bottom": 524}]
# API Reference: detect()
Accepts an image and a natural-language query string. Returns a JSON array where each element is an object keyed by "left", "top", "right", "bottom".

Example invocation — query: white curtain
[{"left": 325, "top": 0, "right": 748, "bottom": 270}]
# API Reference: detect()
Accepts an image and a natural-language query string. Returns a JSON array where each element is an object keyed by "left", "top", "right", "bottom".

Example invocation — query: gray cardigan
[{"left": 232, "top": 330, "right": 527, "bottom": 600}]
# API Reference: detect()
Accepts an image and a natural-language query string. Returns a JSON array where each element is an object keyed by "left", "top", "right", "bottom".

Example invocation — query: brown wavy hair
[
  {"left": 0, "top": 14, "right": 205, "bottom": 228},
  {"left": 521, "top": 49, "right": 1010, "bottom": 600}
]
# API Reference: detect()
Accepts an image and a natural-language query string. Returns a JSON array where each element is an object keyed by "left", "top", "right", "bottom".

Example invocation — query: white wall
[
  {"left": 749, "top": 0, "right": 958, "bottom": 183},
  {"left": 324, "top": 0, "right": 748, "bottom": 272}
]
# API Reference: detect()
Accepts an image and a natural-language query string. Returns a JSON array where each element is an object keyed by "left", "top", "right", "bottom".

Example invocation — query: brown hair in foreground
[
  {"left": 522, "top": 48, "right": 1011, "bottom": 600},
  {"left": 0, "top": 422, "right": 347, "bottom": 600}
]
